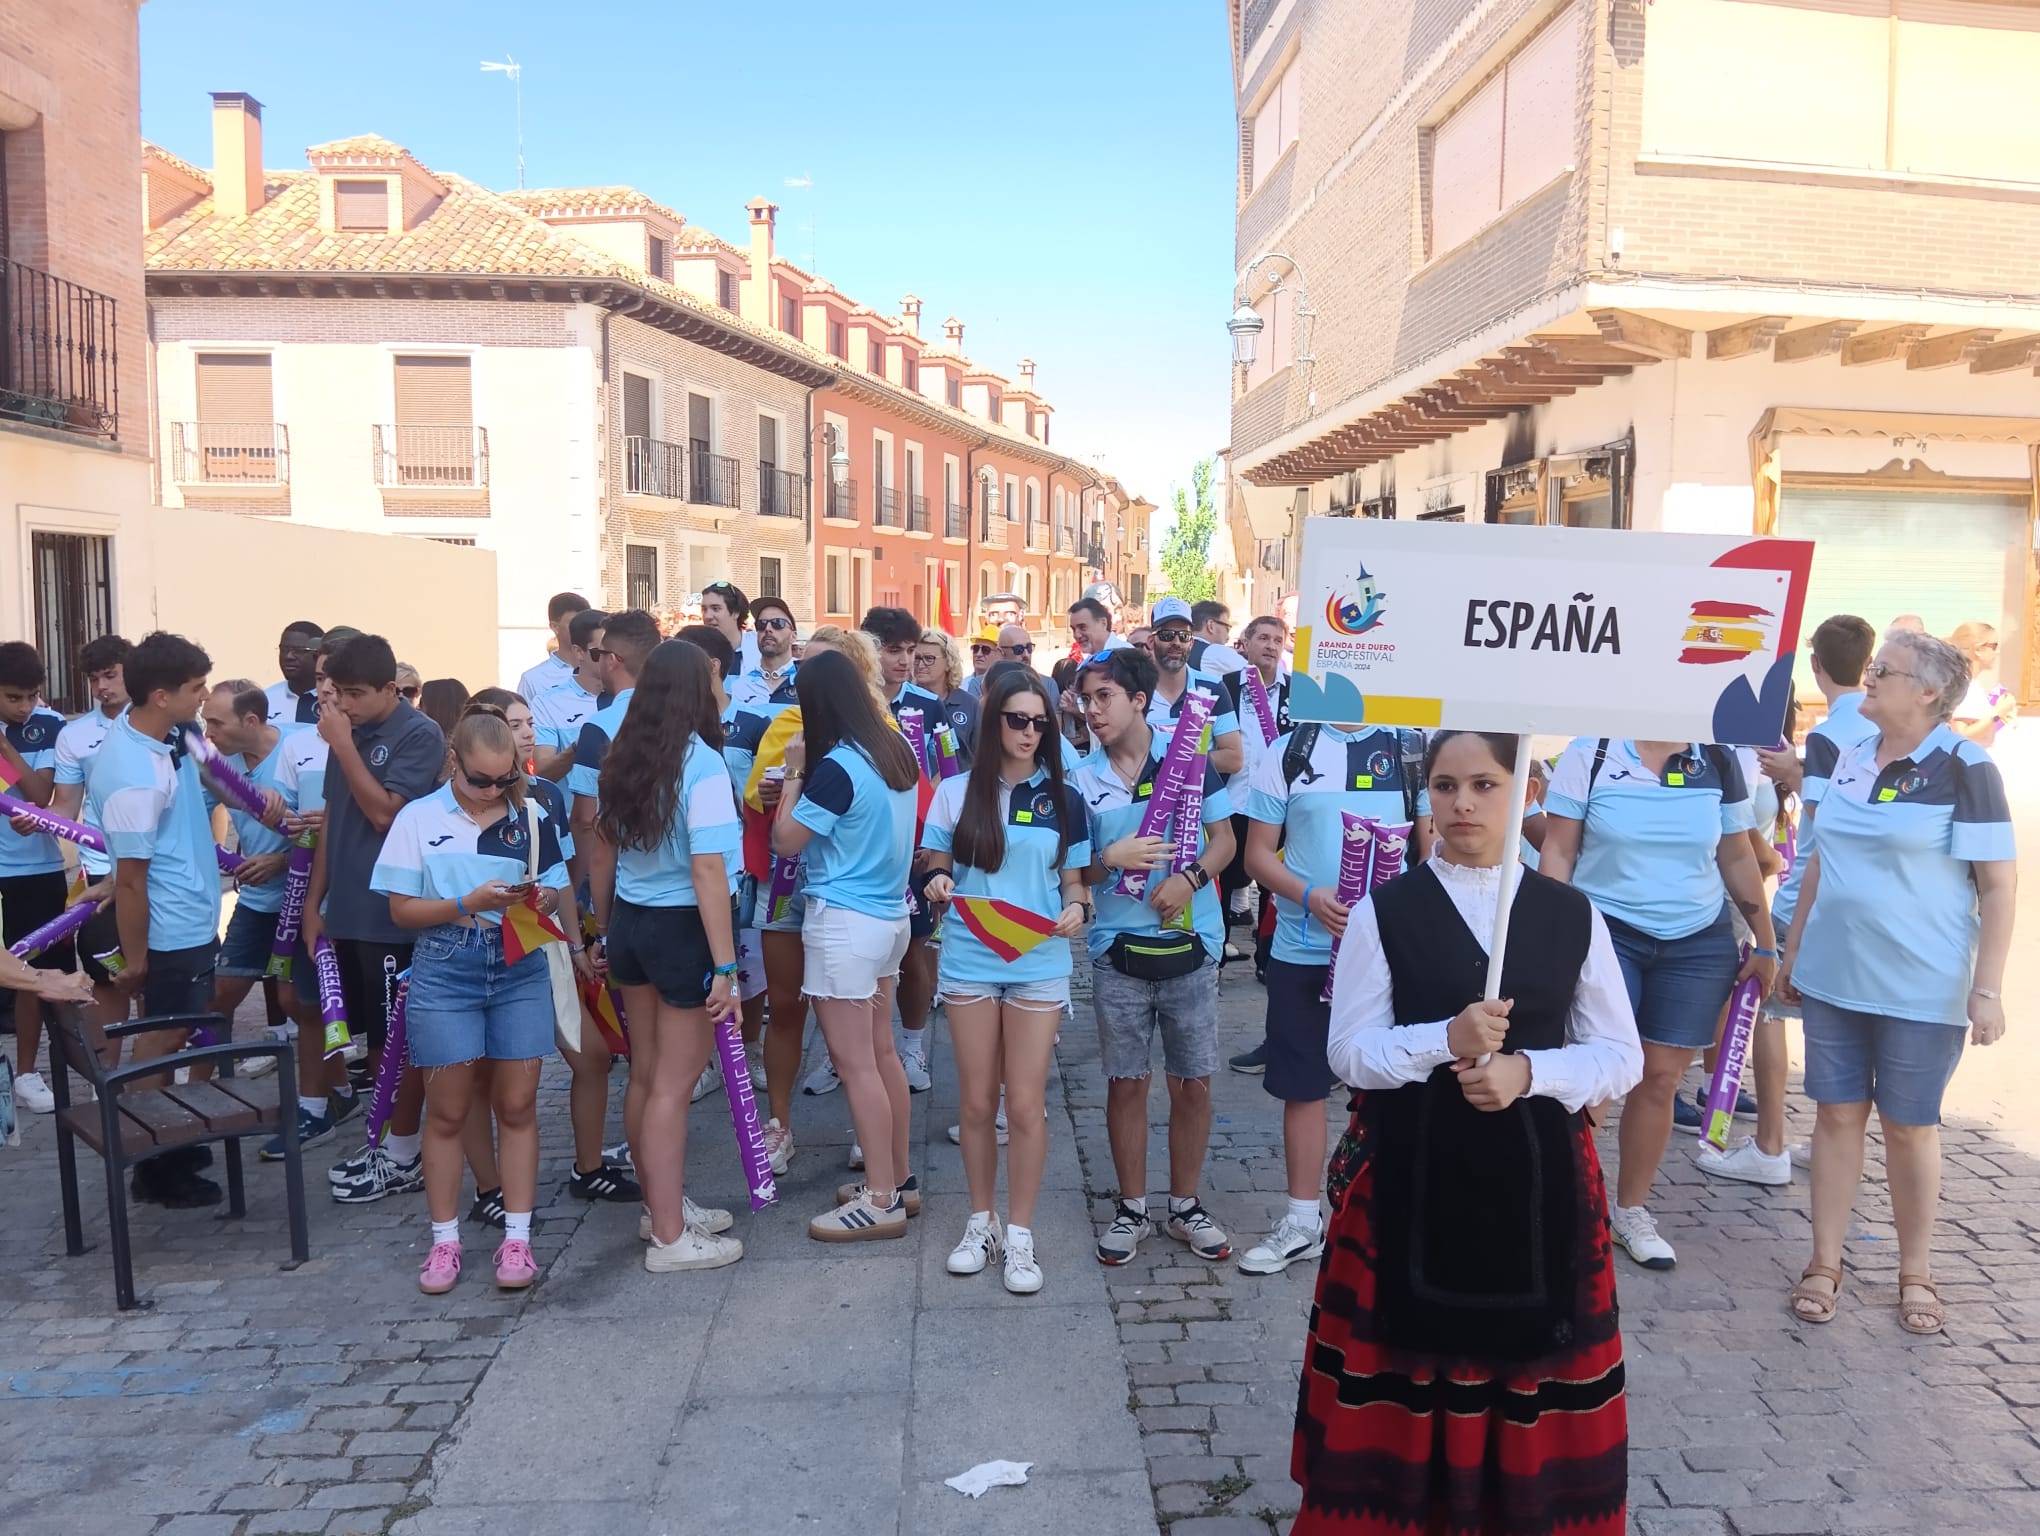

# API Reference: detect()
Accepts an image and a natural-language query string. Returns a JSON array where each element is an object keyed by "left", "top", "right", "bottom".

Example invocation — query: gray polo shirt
[{"left": 323, "top": 700, "right": 445, "bottom": 945}]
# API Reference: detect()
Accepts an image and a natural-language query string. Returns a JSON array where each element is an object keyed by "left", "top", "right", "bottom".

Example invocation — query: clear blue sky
[{"left": 140, "top": 1, "right": 1236, "bottom": 521}]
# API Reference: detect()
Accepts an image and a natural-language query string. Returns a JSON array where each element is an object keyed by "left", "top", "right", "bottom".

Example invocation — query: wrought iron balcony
[
  {"left": 875, "top": 485, "right": 901, "bottom": 528},
  {"left": 908, "top": 493, "right": 930, "bottom": 533},
  {"left": 373, "top": 424, "right": 488, "bottom": 488},
  {"left": 1, "top": 257, "right": 119, "bottom": 439},
  {"left": 625, "top": 435, "right": 685, "bottom": 498},
  {"left": 945, "top": 500, "right": 966, "bottom": 539},
  {"left": 759, "top": 464, "right": 807, "bottom": 521},
  {"left": 172, "top": 421, "right": 289, "bottom": 484},
  {"left": 690, "top": 438, "right": 741, "bottom": 509},
  {"left": 979, "top": 490, "right": 1001, "bottom": 541},
  {"left": 826, "top": 477, "right": 860, "bottom": 521}
]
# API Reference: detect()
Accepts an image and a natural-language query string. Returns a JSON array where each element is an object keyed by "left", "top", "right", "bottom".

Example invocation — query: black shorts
[
  {"left": 608, "top": 897, "right": 728, "bottom": 1010},
  {"left": 0, "top": 869, "right": 73, "bottom": 970},
  {"left": 908, "top": 864, "right": 941, "bottom": 941},
  {"left": 143, "top": 942, "right": 218, "bottom": 1019},
  {"left": 334, "top": 937, "right": 412, "bottom": 1052},
  {"left": 1218, "top": 812, "right": 1254, "bottom": 902},
  {"left": 1263, "top": 956, "right": 1336, "bottom": 1103},
  {"left": 78, "top": 900, "right": 125, "bottom": 986}
]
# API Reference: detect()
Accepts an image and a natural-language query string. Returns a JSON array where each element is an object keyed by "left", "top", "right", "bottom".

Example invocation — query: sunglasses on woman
[
  {"left": 398, "top": 685, "right": 421, "bottom": 700},
  {"left": 1001, "top": 711, "right": 1050, "bottom": 733},
  {"left": 458, "top": 761, "right": 523, "bottom": 792}
]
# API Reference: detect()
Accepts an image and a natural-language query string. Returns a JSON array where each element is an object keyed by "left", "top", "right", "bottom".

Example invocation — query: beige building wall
[
  {"left": 150, "top": 296, "right": 603, "bottom": 685},
  {"left": 0, "top": 436, "right": 155, "bottom": 646},
  {"left": 147, "top": 505, "right": 499, "bottom": 688}
]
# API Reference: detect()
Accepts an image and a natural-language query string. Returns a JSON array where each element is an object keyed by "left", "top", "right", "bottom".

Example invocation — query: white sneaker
[
  {"left": 691, "top": 1059, "right": 723, "bottom": 1104},
  {"left": 645, "top": 1225, "right": 743, "bottom": 1272},
  {"left": 640, "top": 1197, "right": 734, "bottom": 1241},
  {"left": 899, "top": 1043, "right": 931, "bottom": 1093},
  {"left": 947, "top": 1108, "right": 1009, "bottom": 1146},
  {"left": 1238, "top": 1214, "right": 1326, "bottom": 1275},
  {"left": 1610, "top": 1205, "right": 1677, "bottom": 1270},
  {"left": 13, "top": 1070, "right": 56, "bottom": 1114},
  {"left": 946, "top": 1214, "right": 1002, "bottom": 1275},
  {"left": 1003, "top": 1228, "right": 1043, "bottom": 1294},
  {"left": 802, "top": 1057, "right": 840, "bottom": 1096},
  {"left": 747, "top": 1053, "right": 768, "bottom": 1093},
  {"left": 240, "top": 1053, "right": 278, "bottom": 1079},
  {"left": 847, "top": 1142, "right": 864, "bottom": 1171},
  {"left": 1790, "top": 1142, "right": 1812, "bottom": 1169},
  {"left": 764, "top": 1118, "right": 795, "bottom": 1175},
  {"left": 1695, "top": 1137, "right": 1791, "bottom": 1187}
]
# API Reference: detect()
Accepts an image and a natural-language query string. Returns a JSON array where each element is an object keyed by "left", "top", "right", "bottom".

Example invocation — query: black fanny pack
[{"left": 1106, "top": 929, "right": 1205, "bottom": 982}]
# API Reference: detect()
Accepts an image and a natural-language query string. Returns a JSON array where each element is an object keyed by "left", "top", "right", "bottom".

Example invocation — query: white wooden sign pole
[{"left": 1483, "top": 732, "right": 1535, "bottom": 1005}]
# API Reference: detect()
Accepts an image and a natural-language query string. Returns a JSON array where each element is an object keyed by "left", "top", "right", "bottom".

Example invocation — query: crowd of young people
[{"left": 0, "top": 584, "right": 2019, "bottom": 1529}]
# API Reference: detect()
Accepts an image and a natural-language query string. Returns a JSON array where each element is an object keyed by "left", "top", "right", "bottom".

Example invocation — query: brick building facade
[{"left": 1227, "top": 0, "right": 2040, "bottom": 701}]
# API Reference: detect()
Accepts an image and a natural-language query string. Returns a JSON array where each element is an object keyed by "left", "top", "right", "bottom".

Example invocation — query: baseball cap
[{"left": 1150, "top": 597, "right": 1192, "bottom": 625}]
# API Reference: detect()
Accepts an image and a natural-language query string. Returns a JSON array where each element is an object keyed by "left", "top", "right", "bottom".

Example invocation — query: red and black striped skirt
[{"left": 1290, "top": 1105, "right": 1628, "bottom": 1535}]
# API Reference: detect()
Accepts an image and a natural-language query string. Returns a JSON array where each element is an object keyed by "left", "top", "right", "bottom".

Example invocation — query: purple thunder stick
[
  {"left": 1701, "top": 961, "right": 1765, "bottom": 1152},
  {"left": 268, "top": 836, "right": 316, "bottom": 978},
  {"left": 0, "top": 792, "right": 106, "bottom": 855},
  {"left": 764, "top": 854, "right": 800, "bottom": 925},
  {"left": 1112, "top": 690, "right": 1216, "bottom": 901},
  {"left": 176, "top": 725, "right": 272, "bottom": 822},
  {"left": 1242, "top": 665, "right": 1279, "bottom": 749},
  {"left": 714, "top": 1019, "right": 778, "bottom": 1211},
  {"left": 1163, "top": 722, "right": 1213, "bottom": 932},
  {"left": 932, "top": 722, "right": 964, "bottom": 780},
  {"left": 898, "top": 707, "right": 930, "bottom": 779},
  {"left": 215, "top": 845, "right": 245, "bottom": 875},
  {"left": 310, "top": 937, "right": 353, "bottom": 1059},
  {"left": 8, "top": 899, "right": 102, "bottom": 960},
  {"left": 1367, "top": 820, "right": 1413, "bottom": 891},
  {"left": 1321, "top": 815, "right": 1379, "bottom": 1003},
  {"left": 363, "top": 974, "right": 410, "bottom": 1147}
]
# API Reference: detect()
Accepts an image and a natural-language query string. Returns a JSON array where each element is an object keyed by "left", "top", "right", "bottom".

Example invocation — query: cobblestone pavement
[{"left": 1063, "top": 949, "right": 2040, "bottom": 1536}]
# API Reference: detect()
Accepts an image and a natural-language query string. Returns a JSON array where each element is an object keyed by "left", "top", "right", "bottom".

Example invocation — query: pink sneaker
[
  {"left": 493, "top": 1238, "right": 538, "bottom": 1289},
  {"left": 418, "top": 1240, "right": 462, "bottom": 1295}
]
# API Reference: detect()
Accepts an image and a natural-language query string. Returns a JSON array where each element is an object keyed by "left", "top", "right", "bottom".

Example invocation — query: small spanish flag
[
  {"left": 500, "top": 892, "right": 567, "bottom": 965},
  {"left": 581, "top": 977, "right": 631, "bottom": 1056},
  {"left": 950, "top": 896, "right": 1061, "bottom": 962},
  {"left": 1679, "top": 600, "right": 1773, "bottom": 665}
]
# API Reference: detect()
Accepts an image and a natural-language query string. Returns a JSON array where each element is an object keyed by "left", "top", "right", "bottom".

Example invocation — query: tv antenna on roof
[{"left": 480, "top": 57, "right": 524, "bottom": 188}]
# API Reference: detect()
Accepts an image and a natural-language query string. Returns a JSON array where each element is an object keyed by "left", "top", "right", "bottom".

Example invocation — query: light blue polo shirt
[
  {"left": 371, "top": 782, "right": 569, "bottom": 925},
  {"left": 728, "top": 662, "right": 798, "bottom": 713},
  {"left": 88, "top": 716, "right": 221, "bottom": 951},
  {"left": 530, "top": 676, "right": 598, "bottom": 758},
  {"left": 518, "top": 652, "right": 574, "bottom": 707},
  {"left": 55, "top": 707, "right": 121, "bottom": 878},
  {"left": 1794, "top": 726, "right": 2015, "bottom": 1026},
  {"left": 1070, "top": 735, "right": 1234, "bottom": 963},
  {"left": 614, "top": 737, "right": 742, "bottom": 907},
  {"left": 1, "top": 706, "right": 66, "bottom": 877},
  {"left": 566, "top": 687, "right": 635, "bottom": 805},
  {"left": 1771, "top": 692, "right": 1878, "bottom": 932},
  {"left": 1144, "top": 668, "right": 1241, "bottom": 756},
  {"left": 278, "top": 732, "right": 329, "bottom": 817},
  {"left": 791, "top": 744, "right": 917, "bottom": 919},
  {"left": 1246, "top": 725, "right": 1423, "bottom": 965},
  {"left": 921, "top": 766, "right": 1091, "bottom": 987},
  {"left": 1546, "top": 737, "right": 1756, "bottom": 940},
  {"left": 214, "top": 740, "right": 300, "bottom": 915}
]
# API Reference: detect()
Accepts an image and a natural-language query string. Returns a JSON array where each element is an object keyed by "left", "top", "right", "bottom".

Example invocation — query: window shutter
[
  {"left": 687, "top": 393, "right": 711, "bottom": 447},
  {"left": 1500, "top": 8, "right": 1580, "bottom": 207},
  {"left": 757, "top": 414, "right": 777, "bottom": 465},
  {"left": 335, "top": 179, "right": 390, "bottom": 232},
  {"left": 393, "top": 356, "right": 472, "bottom": 426},
  {"left": 647, "top": 234, "right": 667, "bottom": 280},
  {"left": 623, "top": 374, "right": 652, "bottom": 439},
  {"left": 195, "top": 354, "right": 273, "bottom": 421},
  {"left": 1430, "top": 74, "right": 1506, "bottom": 255}
]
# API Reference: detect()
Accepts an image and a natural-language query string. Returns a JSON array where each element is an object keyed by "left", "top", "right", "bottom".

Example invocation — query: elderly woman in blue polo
[{"left": 1779, "top": 629, "right": 2016, "bottom": 1334}]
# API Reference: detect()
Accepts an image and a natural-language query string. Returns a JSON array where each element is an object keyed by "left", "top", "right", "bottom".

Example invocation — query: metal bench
[{"left": 43, "top": 1004, "right": 310, "bottom": 1309}]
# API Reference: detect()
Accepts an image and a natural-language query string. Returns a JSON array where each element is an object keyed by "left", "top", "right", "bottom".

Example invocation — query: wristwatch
[{"left": 1183, "top": 864, "right": 1212, "bottom": 892}]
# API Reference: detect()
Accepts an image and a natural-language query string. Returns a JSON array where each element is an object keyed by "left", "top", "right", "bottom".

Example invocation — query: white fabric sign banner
[{"left": 1291, "top": 519, "right": 1815, "bottom": 746}]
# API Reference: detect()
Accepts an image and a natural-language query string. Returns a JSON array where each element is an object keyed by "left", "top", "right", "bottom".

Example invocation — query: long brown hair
[
  {"left": 794, "top": 649, "right": 917, "bottom": 792},
  {"left": 596, "top": 640, "right": 725, "bottom": 850},
  {"left": 951, "top": 669, "right": 1070, "bottom": 872}
]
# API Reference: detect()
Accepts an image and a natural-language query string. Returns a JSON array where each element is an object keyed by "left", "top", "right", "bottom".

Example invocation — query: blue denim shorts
[
  {"left": 404, "top": 922, "right": 557, "bottom": 1068},
  {"left": 216, "top": 901, "right": 314, "bottom": 1006},
  {"left": 937, "top": 972, "right": 1071, "bottom": 1012},
  {"left": 1604, "top": 905, "right": 1741, "bottom": 1051},
  {"left": 1799, "top": 995, "right": 1966, "bottom": 1127}
]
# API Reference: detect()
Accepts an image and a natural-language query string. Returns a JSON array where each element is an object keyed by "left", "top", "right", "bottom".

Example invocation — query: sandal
[
  {"left": 1789, "top": 1263, "right": 1842, "bottom": 1323},
  {"left": 1898, "top": 1274, "right": 1945, "bottom": 1336}
]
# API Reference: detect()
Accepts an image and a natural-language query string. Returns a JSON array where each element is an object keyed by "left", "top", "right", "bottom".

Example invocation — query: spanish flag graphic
[
  {"left": 950, "top": 896, "right": 1061, "bottom": 962},
  {"left": 1679, "top": 599, "right": 1773, "bottom": 665},
  {"left": 581, "top": 977, "right": 631, "bottom": 1056},
  {"left": 500, "top": 891, "right": 567, "bottom": 965}
]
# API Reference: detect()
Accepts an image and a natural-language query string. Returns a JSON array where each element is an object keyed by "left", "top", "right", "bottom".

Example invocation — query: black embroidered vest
[{"left": 1364, "top": 863, "right": 1592, "bottom": 1361}]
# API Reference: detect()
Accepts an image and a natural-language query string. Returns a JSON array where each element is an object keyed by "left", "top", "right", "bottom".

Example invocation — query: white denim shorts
[{"left": 801, "top": 898, "right": 910, "bottom": 1001}]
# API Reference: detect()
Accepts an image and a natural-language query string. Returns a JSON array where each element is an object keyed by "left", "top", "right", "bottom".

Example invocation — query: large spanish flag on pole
[{"left": 950, "top": 896, "right": 1060, "bottom": 962}]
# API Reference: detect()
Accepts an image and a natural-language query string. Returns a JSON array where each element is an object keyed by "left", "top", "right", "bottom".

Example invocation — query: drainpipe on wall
[
  {"left": 802, "top": 382, "right": 818, "bottom": 626},
  {"left": 597, "top": 307, "right": 613, "bottom": 605},
  {"left": 964, "top": 428, "right": 992, "bottom": 623}
]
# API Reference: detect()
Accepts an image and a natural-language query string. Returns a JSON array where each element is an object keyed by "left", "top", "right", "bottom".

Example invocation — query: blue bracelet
[
  {"left": 1299, "top": 885, "right": 1314, "bottom": 942},
  {"left": 1752, "top": 947, "right": 1778, "bottom": 959},
  {"left": 455, "top": 894, "right": 470, "bottom": 918}
]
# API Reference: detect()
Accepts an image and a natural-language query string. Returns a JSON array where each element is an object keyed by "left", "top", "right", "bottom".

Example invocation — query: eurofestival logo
[{"left": 1325, "top": 564, "right": 1388, "bottom": 636}]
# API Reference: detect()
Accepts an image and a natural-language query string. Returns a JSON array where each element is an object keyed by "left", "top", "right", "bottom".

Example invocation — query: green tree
[{"left": 1157, "top": 457, "right": 1218, "bottom": 605}]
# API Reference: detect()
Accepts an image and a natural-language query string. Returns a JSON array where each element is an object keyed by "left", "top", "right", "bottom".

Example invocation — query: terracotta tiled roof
[
  {"left": 673, "top": 226, "right": 742, "bottom": 256},
  {"left": 502, "top": 186, "right": 685, "bottom": 228},
  {"left": 306, "top": 133, "right": 409, "bottom": 158},
  {"left": 143, "top": 141, "right": 209, "bottom": 186}
]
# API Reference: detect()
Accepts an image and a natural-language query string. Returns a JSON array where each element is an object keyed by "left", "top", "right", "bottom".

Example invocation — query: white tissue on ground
[{"left": 944, "top": 1459, "right": 1034, "bottom": 1498}]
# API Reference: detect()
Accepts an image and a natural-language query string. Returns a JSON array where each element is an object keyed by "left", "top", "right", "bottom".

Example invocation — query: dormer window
[
  {"left": 335, "top": 179, "right": 389, "bottom": 232},
  {"left": 946, "top": 375, "right": 960, "bottom": 408},
  {"left": 829, "top": 320, "right": 847, "bottom": 359},
  {"left": 988, "top": 389, "right": 1003, "bottom": 420},
  {"left": 647, "top": 234, "right": 668, "bottom": 280},
  {"left": 868, "top": 337, "right": 884, "bottom": 374}
]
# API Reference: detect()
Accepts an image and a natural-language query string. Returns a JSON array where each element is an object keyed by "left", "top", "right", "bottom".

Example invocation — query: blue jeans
[
  {"left": 404, "top": 923, "right": 556, "bottom": 1068},
  {"left": 1800, "top": 996, "right": 1965, "bottom": 1126},
  {"left": 1604, "top": 905, "right": 1740, "bottom": 1051}
]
